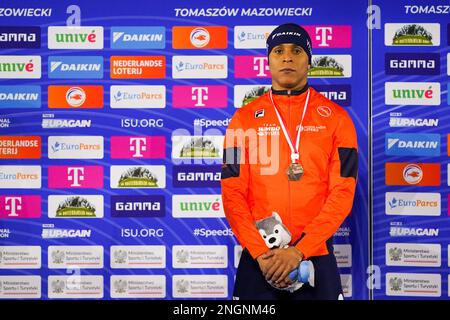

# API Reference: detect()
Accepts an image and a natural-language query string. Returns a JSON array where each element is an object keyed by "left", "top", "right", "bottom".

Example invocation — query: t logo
[
  {"left": 315, "top": 27, "right": 333, "bottom": 47},
  {"left": 192, "top": 87, "right": 208, "bottom": 107},
  {"left": 5, "top": 197, "right": 22, "bottom": 217},
  {"left": 130, "top": 137, "right": 147, "bottom": 157},
  {"left": 253, "top": 57, "right": 269, "bottom": 77},
  {"left": 67, "top": 167, "right": 85, "bottom": 187}
]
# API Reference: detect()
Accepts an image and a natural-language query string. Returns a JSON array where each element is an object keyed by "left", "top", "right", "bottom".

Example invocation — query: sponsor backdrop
[
  {"left": 373, "top": 0, "right": 449, "bottom": 299},
  {"left": 0, "top": 0, "right": 369, "bottom": 299}
]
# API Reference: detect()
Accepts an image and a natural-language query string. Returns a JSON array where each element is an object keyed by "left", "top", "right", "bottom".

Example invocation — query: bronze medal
[{"left": 286, "top": 163, "right": 304, "bottom": 181}]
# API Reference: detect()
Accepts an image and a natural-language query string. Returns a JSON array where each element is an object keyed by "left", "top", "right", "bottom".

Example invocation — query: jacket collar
[{"left": 271, "top": 83, "right": 309, "bottom": 96}]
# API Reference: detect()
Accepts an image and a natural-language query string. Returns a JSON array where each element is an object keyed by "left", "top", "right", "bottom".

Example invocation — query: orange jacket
[{"left": 221, "top": 85, "right": 358, "bottom": 260}]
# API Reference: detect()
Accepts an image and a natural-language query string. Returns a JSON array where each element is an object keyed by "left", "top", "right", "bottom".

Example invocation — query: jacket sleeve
[
  {"left": 221, "top": 110, "right": 269, "bottom": 260},
  {"left": 296, "top": 109, "right": 358, "bottom": 259}
]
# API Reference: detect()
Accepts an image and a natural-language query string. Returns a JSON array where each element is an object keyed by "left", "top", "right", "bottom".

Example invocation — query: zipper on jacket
[{"left": 287, "top": 94, "right": 292, "bottom": 233}]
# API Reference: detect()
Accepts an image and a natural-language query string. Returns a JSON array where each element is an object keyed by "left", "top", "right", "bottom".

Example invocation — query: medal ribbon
[{"left": 269, "top": 88, "right": 311, "bottom": 164}]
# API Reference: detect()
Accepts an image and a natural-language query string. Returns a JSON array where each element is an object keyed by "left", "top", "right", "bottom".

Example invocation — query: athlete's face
[{"left": 268, "top": 43, "right": 309, "bottom": 91}]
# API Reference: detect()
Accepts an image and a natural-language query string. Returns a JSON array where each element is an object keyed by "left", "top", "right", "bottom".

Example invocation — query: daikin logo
[
  {"left": 0, "top": 86, "right": 40, "bottom": 108},
  {"left": 386, "top": 133, "right": 440, "bottom": 156},
  {"left": 111, "top": 27, "right": 165, "bottom": 49},
  {"left": 48, "top": 56, "right": 103, "bottom": 79}
]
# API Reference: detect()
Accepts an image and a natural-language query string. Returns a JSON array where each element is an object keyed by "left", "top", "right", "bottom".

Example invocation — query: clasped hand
[{"left": 256, "top": 246, "right": 304, "bottom": 288}]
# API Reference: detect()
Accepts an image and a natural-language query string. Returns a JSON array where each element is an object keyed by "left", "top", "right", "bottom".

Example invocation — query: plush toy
[{"left": 255, "top": 212, "right": 315, "bottom": 292}]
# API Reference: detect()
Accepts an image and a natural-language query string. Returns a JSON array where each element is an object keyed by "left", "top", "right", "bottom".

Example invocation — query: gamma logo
[{"left": 0, "top": 26, "right": 40, "bottom": 48}]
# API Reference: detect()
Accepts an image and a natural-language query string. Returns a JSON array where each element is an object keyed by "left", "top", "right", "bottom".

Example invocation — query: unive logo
[
  {"left": 48, "top": 56, "right": 103, "bottom": 79},
  {"left": 48, "top": 26, "right": 104, "bottom": 49},
  {"left": 111, "top": 195, "right": 165, "bottom": 218},
  {"left": 234, "top": 56, "right": 270, "bottom": 78},
  {"left": 48, "top": 136, "right": 104, "bottom": 159},
  {"left": 0, "top": 55, "right": 41, "bottom": 79},
  {"left": 172, "top": 194, "right": 224, "bottom": 218},
  {"left": 111, "top": 26, "right": 165, "bottom": 49},
  {"left": 385, "top": 192, "right": 440, "bottom": 216},
  {"left": 385, "top": 82, "right": 440, "bottom": 106},
  {"left": 173, "top": 165, "right": 221, "bottom": 188},
  {"left": 385, "top": 53, "right": 439, "bottom": 75},
  {"left": 304, "top": 25, "right": 352, "bottom": 48},
  {"left": 0, "top": 195, "right": 41, "bottom": 218},
  {"left": 172, "top": 26, "right": 227, "bottom": 49},
  {"left": 172, "top": 85, "right": 227, "bottom": 108},
  {"left": 308, "top": 55, "right": 352, "bottom": 78},
  {"left": 385, "top": 163, "right": 440, "bottom": 186},
  {"left": 0, "top": 85, "right": 41, "bottom": 109},
  {"left": 0, "top": 136, "right": 41, "bottom": 159},
  {"left": 48, "top": 85, "right": 103, "bottom": 109},
  {"left": 110, "top": 85, "right": 165, "bottom": 109},
  {"left": 385, "top": 23, "right": 440, "bottom": 46},
  {"left": 110, "top": 136, "right": 166, "bottom": 159},
  {"left": 110, "top": 56, "right": 165, "bottom": 79},
  {"left": 314, "top": 85, "right": 351, "bottom": 106},
  {"left": 110, "top": 166, "right": 166, "bottom": 189},
  {"left": 172, "top": 56, "right": 227, "bottom": 79},
  {"left": 48, "top": 195, "right": 104, "bottom": 218},
  {"left": 0, "top": 26, "right": 40, "bottom": 48},
  {"left": 0, "top": 166, "right": 41, "bottom": 189},
  {"left": 385, "top": 133, "right": 440, "bottom": 156},
  {"left": 48, "top": 166, "right": 103, "bottom": 188}
]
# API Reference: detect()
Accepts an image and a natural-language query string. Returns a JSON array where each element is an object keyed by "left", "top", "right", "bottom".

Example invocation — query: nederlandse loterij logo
[
  {"left": 0, "top": 56, "right": 41, "bottom": 79},
  {"left": 118, "top": 167, "right": 159, "bottom": 188},
  {"left": 55, "top": 196, "right": 97, "bottom": 217},
  {"left": 308, "top": 55, "right": 352, "bottom": 77},
  {"left": 179, "top": 137, "right": 219, "bottom": 158},
  {"left": 385, "top": 23, "right": 440, "bottom": 46},
  {"left": 48, "top": 26, "right": 104, "bottom": 49}
]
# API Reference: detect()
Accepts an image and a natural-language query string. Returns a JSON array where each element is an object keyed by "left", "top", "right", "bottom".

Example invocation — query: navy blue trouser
[{"left": 233, "top": 238, "right": 343, "bottom": 300}]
